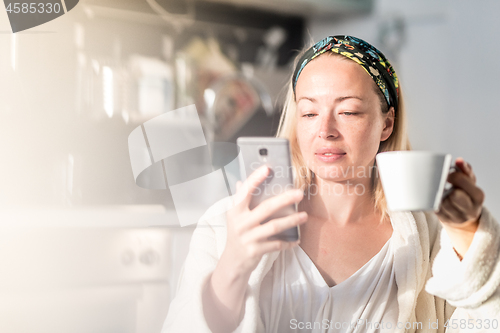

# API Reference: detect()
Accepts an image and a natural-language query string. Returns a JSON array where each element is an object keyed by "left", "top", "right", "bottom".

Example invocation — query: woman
[{"left": 163, "top": 36, "right": 500, "bottom": 333}]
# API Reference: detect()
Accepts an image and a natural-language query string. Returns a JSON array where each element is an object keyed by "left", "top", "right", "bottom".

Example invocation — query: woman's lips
[{"left": 315, "top": 153, "right": 346, "bottom": 162}]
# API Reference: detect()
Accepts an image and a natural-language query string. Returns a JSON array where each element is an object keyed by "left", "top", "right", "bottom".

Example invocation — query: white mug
[{"left": 375, "top": 151, "right": 455, "bottom": 211}]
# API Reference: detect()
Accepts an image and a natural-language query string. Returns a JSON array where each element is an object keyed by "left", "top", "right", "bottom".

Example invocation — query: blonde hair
[{"left": 276, "top": 49, "right": 412, "bottom": 223}]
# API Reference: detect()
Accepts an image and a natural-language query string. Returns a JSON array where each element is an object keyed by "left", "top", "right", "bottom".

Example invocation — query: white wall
[{"left": 309, "top": 0, "right": 500, "bottom": 218}]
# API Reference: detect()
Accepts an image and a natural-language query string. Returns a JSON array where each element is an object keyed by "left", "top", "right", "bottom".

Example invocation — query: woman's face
[{"left": 295, "top": 54, "right": 394, "bottom": 184}]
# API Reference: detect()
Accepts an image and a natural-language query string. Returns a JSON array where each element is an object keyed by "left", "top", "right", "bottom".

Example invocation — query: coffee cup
[{"left": 375, "top": 151, "right": 455, "bottom": 211}]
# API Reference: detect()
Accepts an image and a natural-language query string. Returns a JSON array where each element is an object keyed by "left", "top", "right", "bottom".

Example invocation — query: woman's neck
[{"left": 298, "top": 175, "right": 381, "bottom": 227}]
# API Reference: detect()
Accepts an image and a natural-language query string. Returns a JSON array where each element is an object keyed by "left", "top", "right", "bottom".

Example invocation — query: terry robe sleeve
[{"left": 426, "top": 206, "right": 500, "bottom": 331}]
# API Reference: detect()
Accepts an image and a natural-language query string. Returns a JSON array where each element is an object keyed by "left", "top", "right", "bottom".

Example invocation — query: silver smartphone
[{"left": 236, "top": 137, "right": 300, "bottom": 242}]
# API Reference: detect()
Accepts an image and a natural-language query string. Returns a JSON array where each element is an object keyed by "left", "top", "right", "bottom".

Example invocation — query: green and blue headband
[{"left": 292, "top": 35, "right": 399, "bottom": 112}]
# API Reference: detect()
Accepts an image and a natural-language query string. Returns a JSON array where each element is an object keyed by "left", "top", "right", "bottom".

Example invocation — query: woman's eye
[
  {"left": 302, "top": 113, "right": 316, "bottom": 118},
  {"left": 342, "top": 112, "right": 358, "bottom": 116}
]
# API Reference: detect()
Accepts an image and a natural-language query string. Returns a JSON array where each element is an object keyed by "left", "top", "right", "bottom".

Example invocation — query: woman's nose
[{"left": 318, "top": 114, "right": 339, "bottom": 139}]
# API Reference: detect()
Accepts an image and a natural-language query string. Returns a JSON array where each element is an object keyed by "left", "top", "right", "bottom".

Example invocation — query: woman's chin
[{"left": 310, "top": 164, "right": 350, "bottom": 179}]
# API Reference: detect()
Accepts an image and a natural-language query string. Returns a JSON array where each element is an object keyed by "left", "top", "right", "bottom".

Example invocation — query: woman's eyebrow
[
  {"left": 297, "top": 96, "right": 363, "bottom": 103},
  {"left": 297, "top": 96, "right": 316, "bottom": 103},
  {"left": 337, "top": 96, "right": 363, "bottom": 102}
]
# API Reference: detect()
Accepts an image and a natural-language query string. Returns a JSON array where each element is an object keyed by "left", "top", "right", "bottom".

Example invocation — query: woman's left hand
[{"left": 436, "top": 157, "right": 485, "bottom": 230}]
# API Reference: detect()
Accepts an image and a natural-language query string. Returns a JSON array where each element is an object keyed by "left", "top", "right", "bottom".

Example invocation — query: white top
[
  {"left": 162, "top": 195, "right": 500, "bottom": 333},
  {"left": 259, "top": 237, "right": 399, "bottom": 333}
]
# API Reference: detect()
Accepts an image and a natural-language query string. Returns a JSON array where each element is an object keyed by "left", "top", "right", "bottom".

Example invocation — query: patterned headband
[{"left": 292, "top": 35, "right": 399, "bottom": 112}]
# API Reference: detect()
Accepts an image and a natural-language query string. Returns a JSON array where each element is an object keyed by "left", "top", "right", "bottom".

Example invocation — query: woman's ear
[{"left": 380, "top": 107, "right": 395, "bottom": 142}]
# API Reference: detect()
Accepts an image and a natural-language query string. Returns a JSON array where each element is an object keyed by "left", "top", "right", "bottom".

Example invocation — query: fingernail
[
  {"left": 292, "top": 189, "right": 304, "bottom": 198},
  {"left": 299, "top": 211, "right": 308, "bottom": 219}
]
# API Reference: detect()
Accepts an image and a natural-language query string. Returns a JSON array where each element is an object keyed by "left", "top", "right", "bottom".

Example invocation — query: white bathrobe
[{"left": 162, "top": 195, "right": 500, "bottom": 333}]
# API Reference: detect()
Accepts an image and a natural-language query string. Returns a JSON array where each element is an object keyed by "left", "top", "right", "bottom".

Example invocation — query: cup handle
[{"left": 441, "top": 165, "right": 462, "bottom": 200}]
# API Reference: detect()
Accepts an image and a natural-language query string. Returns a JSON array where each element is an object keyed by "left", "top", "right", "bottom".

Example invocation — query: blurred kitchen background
[{"left": 0, "top": 0, "right": 499, "bottom": 332}]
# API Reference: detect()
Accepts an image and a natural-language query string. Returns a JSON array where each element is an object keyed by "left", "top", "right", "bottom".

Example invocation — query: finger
[
  {"left": 448, "top": 188, "right": 474, "bottom": 212},
  {"left": 447, "top": 172, "right": 484, "bottom": 206},
  {"left": 448, "top": 188, "right": 483, "bottom": 223},
  {"left": 236, "top": 181, "right": 242, "bottom": 192},
  {"left": 234, "top": 165, "right": 269, "bottom": 208},
  {"left": 244, "top": 211, "right": 307, "bottom": 243},
  {"left": 437, "top": 199, "right": 457, "bottom": 223},
  {"left": 254, "top": 239, "right": 300, "bottom": 257},
  {"left": 236, "top": 189, "right": 303, "bottom": 234},
  {"left": 454, "top": 157, "right": 468, "bottom": 174},
  {"left": 245, "top": 189, "right": 304, "bottom": 230},
  {"left": 465, "top": 161, "right": 477, "bottom": 183},
  {"left": 455, "top": 157, "right": 476, "bottom": 181},
  {"left": 441, "top": 196, "right": 470, "bottom": 223},
  {"left": 447, "top": 193, "right": 471, "bottom": 223}
]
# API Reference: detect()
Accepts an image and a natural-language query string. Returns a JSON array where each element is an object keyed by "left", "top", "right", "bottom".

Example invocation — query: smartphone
[{"left": 236, "top": 137, "right": 300, "bottom": 242}]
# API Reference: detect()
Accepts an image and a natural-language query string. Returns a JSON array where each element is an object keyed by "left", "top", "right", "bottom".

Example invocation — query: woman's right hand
[
  {"left": 203, "top": 165, "right": 307, "bottom": 333},
  {"left": 222, "top": 165, "right": 308, "bottom": 278}
]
